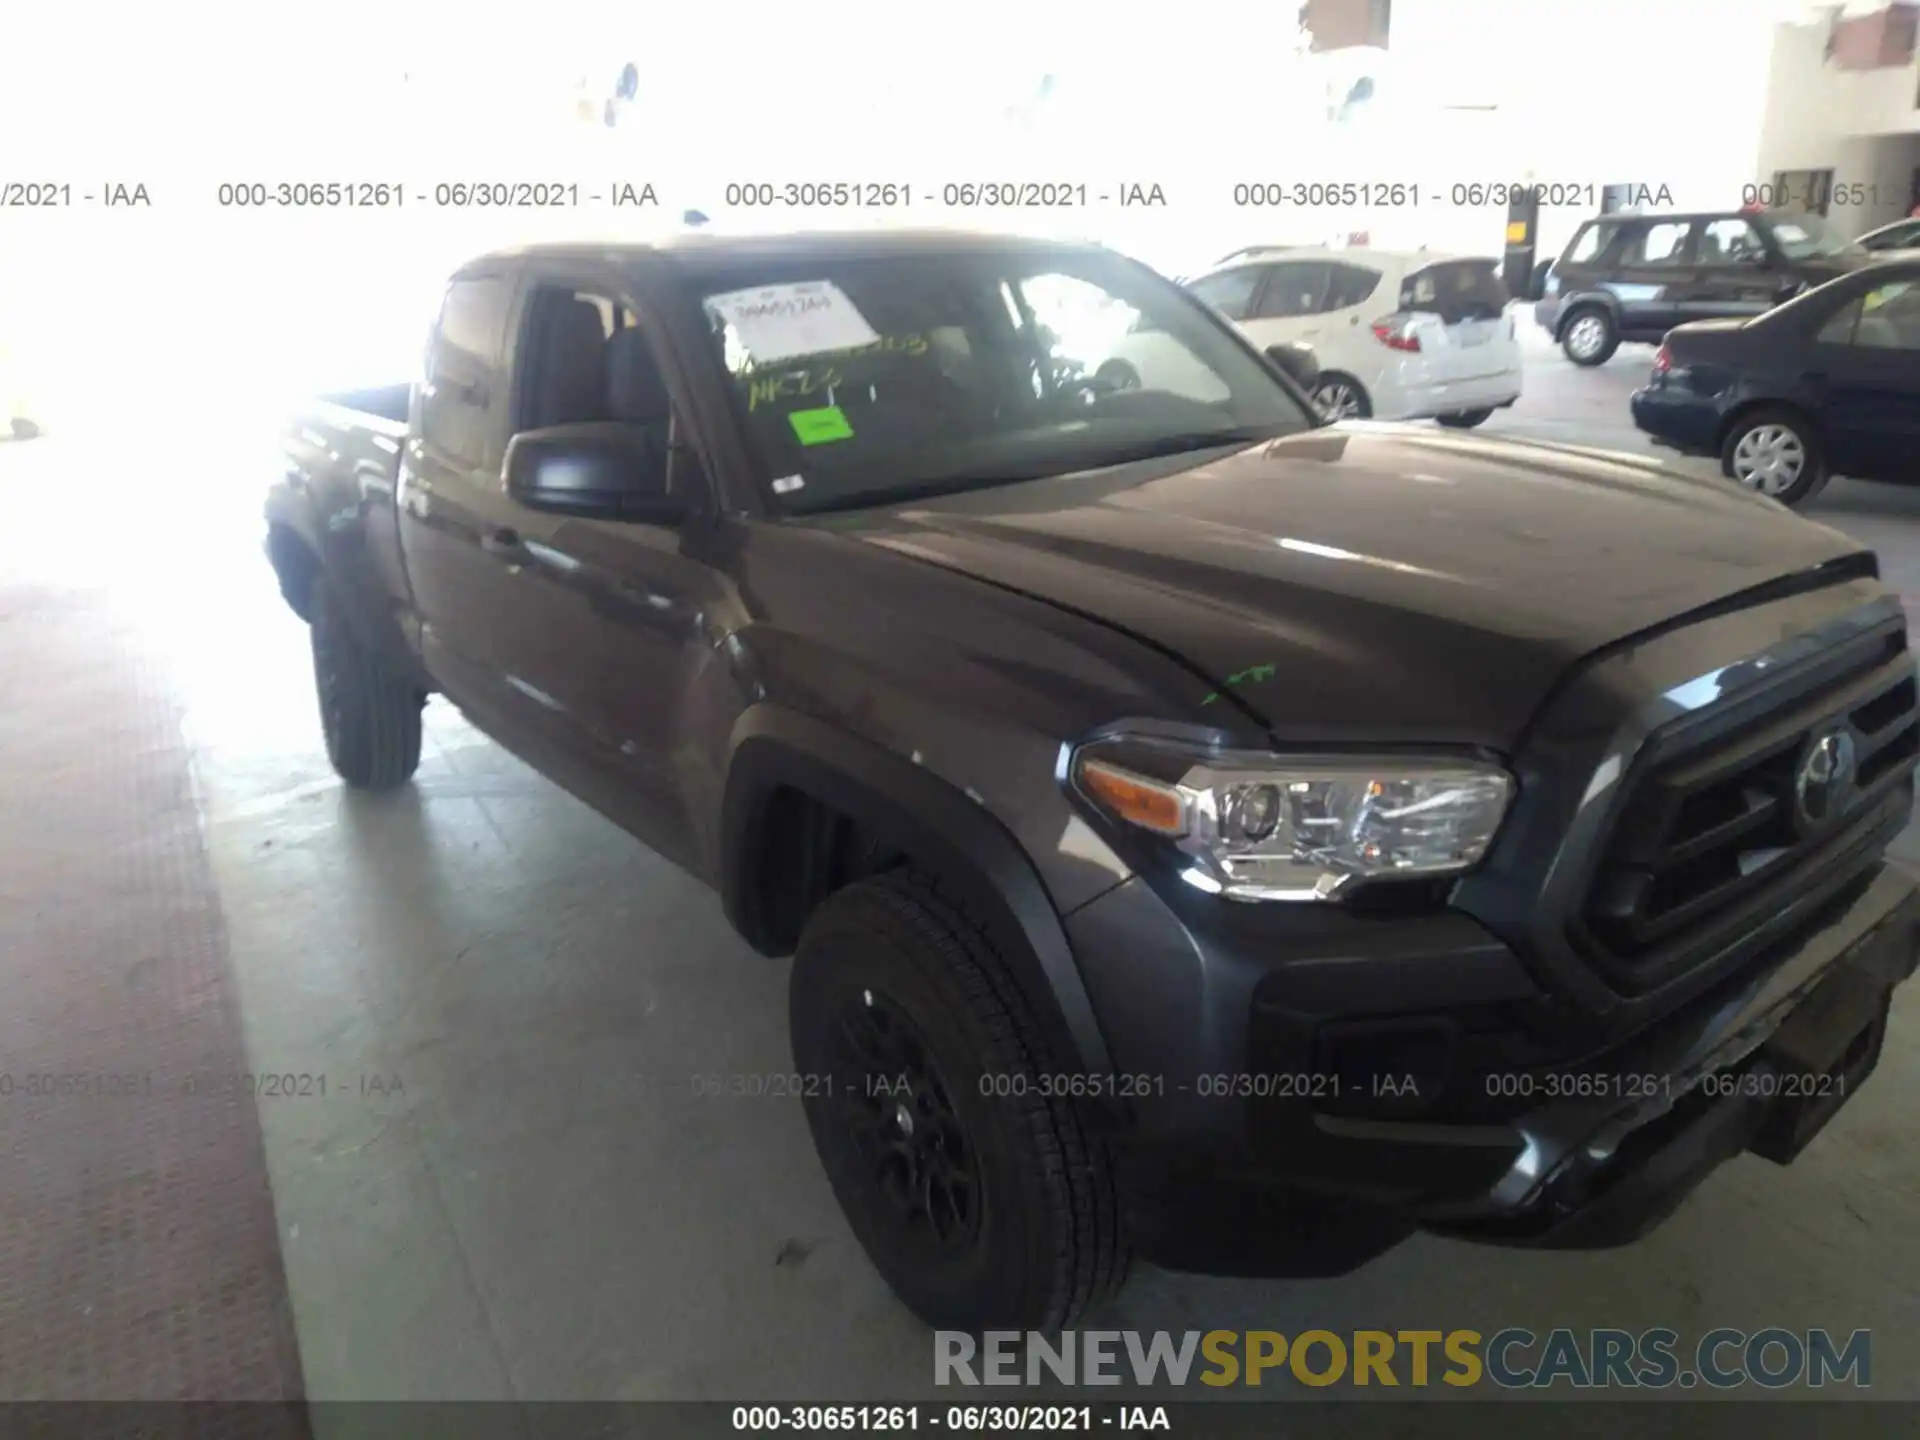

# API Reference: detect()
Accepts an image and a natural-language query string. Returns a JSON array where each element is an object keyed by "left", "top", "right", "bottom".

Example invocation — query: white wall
[{"left": 1755, "top": 16, "right": 1920, "bottom": 236}]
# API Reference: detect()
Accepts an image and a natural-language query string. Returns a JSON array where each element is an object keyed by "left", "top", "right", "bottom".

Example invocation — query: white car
[{"left": 1100, "top": 247, "right": 1522, "bottom": 427}]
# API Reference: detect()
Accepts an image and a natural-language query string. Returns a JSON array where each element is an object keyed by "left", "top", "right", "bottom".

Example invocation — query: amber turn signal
[{"left": 1078, "top": 758, "right": 1189, "bottom": 836}]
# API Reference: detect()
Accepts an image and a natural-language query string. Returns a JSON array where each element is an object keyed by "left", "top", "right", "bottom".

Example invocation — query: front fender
[{"left": 720, "top": 703, "right": 1114, "bottom": 1079}]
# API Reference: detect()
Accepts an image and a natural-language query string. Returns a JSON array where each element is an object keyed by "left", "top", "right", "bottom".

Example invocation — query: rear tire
[
  {"left": 1560, "top": 307, "right": 1618, "bottom": 366},
  {"left": 1309, "top": 373, "right": 1372, "bottom": 420},
  {"left": 1436, "top": 409, "right": 1494, "bottom": 429},
  {"left": 310, "top": 583, "right": 423, "bottom": 790},
  {"left": 1719, "top": 407, "right": 1826, "bottom": 508},
  {"left": 789, "top": 869, "right": 1129, "bottom": 1331},
  {"left": 1094, "top": 359, "right": 1141, "bottom": 392}
]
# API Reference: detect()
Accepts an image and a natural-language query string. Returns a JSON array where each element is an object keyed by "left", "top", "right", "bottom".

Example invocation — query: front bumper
[
  {"left": 1533, "top": 296, "right": 1566, "bottom": 334},
  {"left": 1062, "top": 861, "right": 1919, "bottom": 1275}
]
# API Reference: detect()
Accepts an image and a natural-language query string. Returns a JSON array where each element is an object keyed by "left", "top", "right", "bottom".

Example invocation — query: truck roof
[{"left": 455, "top": 228, "right": 1109, "bottom": 275}]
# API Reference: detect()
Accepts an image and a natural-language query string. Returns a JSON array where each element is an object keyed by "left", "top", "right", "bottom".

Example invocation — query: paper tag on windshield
[{"left": 706, "top": 281, "right": 880, "bottom": 365}]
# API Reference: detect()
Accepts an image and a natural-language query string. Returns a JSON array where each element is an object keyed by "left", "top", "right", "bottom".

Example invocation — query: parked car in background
[
  {"left": 1630, "top": 259, "right": 1920, "bottom": 507},
  {"left": 1102, "top": 247, "right": 1521, "bottom": 427},
  {"left": 1538, "top": 210, "right": 1875, "bottom": 367},
  {"left": 1856, "top": 216, "right": 1920, "bottom": 255}
]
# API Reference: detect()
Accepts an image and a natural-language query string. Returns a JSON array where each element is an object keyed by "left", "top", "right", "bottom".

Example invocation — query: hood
[{"left": 838, "top": 427, "right": 1867, "bottom": 748}]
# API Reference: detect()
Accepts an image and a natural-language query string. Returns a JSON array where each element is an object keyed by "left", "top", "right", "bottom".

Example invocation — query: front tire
[
  {"left": 310, "top": 583, "right": 424, "bottom": 789},
  {"left": 1436, "top": 409, "right": 1494, "bottom": 429},
  {"left": 1094, "top": 359, "right": 1141, "bottom": 392},
  {"left": 1720, "top": 408, "right": 1827, "bottom": 507},
  {"left": 1560, "top": 307, "right": 1618, "bottom": 366},
  {"left": 790, "top": 870, "right": 1129, "bottom": 1331}
]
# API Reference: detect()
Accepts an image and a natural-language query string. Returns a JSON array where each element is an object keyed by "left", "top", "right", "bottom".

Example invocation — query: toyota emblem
[{"left": 1794, "top": 729, "right": 1857, "bottom": 830}]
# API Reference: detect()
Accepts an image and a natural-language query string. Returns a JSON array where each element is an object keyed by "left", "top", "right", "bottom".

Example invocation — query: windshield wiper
[
  {"left": 785, "top": 429, "right": 1290, "bottom": 518},
  {"left": 1079, "top": 426, "right": 1290, "bottom": 469},
  {"left": 790, "top": 468, "right": 1056, "bottom": 517}
]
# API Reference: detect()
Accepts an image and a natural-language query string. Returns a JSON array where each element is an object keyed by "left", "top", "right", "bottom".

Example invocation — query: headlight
[{"left": 1072, "top": 744, "right": 1515, "bottom": 902}]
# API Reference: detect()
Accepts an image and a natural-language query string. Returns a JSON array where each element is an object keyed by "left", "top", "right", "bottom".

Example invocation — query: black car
[
  {"left": 1631, "top": 259, "right": 1920, "bottom": 506},
  {"left": 1536, "top": 209, "right": 1873, "bottom": 366}
]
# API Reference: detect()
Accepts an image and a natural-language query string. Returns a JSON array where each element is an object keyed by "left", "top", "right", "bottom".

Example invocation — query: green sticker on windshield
[{"left": 789, "top": 405, "right": 854, "bottom": 446}]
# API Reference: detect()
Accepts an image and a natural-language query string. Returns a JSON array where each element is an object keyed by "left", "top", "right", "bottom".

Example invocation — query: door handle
[{"left": 481, "top": 526, "right": 526, "bottom": 557}]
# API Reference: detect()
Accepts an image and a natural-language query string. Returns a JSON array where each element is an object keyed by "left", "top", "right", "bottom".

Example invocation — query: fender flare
[{"left": 720, "top": 704, "right": 1114, "bottom": 1078}]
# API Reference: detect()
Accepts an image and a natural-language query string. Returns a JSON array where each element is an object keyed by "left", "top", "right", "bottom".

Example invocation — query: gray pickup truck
[{"left": 267, "top": 229, "right": 1920, "bottom": 1332}]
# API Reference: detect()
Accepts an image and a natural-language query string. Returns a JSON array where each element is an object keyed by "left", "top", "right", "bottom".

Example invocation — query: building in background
[
  {"left": 1756, "top": 2, "right": 1920, "bottom": 237},
  {"left": 1295, "top": 0, "right": 1786, "bottom": 264}
]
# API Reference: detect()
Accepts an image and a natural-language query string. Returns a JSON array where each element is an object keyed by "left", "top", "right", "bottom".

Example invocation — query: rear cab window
[{"left": 422, "top": 274, "right": 513, "bottom": 468}]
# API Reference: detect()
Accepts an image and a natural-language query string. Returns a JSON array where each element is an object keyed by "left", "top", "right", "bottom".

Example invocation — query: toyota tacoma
[{"left": 266, "top": 230, "right": 1920, "bottom": 1331}]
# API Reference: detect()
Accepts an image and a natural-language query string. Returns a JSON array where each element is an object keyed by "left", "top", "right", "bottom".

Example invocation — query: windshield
[
  {"left": 682, "top": 247, "right": 1314, "bottom": 515},
  {"left": 1765, "top": 212, "right": 1864, "bottom": 262}
]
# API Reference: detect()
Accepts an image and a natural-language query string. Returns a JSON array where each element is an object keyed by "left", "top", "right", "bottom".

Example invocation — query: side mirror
[
  {"left": 1266, "top": 341, "right": 1320, "bottom": 389},
  {"left": 503, "top": 424, "right": 690, "bottom": 524}
]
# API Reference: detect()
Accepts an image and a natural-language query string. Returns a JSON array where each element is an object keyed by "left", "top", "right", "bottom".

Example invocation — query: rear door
[
  {"left": 1316, "top": 260, "right": 1386, "bottom": 342},
  {"left": 1681, "top": 216, "right": 1781, "bottom": 322},
  {"left": 1184, "top": 266, "right": 1263, "bottom": 323},
  {"left": 1239, "top": 260, "right": 1333, "bottom": 347},
  {"left": 1608, "top": 217, "right": 1698, "bottom": 337},
  {"left": 1398, "top": 259, "right": 1515, "bottom": 383},
  {"left": 1811, "top": 277, "right": 1920, "bottom": 481},
  {"left": 396, "top": 267, "right": 520, "bottom": 708}
]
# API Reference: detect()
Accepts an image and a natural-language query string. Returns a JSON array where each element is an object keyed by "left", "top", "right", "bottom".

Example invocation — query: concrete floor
[{"left": 2, "top": 327, "right": 1918, "bottom": 1405}]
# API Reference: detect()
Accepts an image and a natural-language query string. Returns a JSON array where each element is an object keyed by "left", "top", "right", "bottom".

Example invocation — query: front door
[{"left": 462, "top": 268, "right": 728, "bottom": 870}]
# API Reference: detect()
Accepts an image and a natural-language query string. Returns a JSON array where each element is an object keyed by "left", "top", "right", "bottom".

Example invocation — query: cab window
[
  {"left": 1620, "top": 220, "right": 1694, "bottom": 268},
  {"left": 1698, "top": 218, "right": 1764, "bottom": 265},
  {"left": 1824, "top": 281, "right": 1920, "bottom": 350}
]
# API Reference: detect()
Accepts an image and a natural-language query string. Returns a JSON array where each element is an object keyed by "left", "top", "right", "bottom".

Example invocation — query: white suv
[{"left": 1102, "top": 248, "right": 1523, "bottom": 427}]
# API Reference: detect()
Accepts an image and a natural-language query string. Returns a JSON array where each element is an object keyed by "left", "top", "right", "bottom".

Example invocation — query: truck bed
[{"left": 316, "top": 383, "right": 411, "bottom": 427}]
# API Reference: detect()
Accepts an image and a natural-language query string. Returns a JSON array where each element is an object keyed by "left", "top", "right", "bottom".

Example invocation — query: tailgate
[{"left": 1402, "top": 258, "right": 1516, "bottom": 382}]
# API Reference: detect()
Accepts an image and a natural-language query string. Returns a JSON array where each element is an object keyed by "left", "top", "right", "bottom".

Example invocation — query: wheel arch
[
  {"left": 720, "top": 704, "right": 1114, "bottom": 1078},
  {"left": 1554, "top": 293, "right": 1620, "bottom": 339},
  {"left": 265, "top": 521, "right": 321, "bottom": 622},
  {"left": 1310, "top": 369, "right": 1372, "bottom": 413},
  {"left": 1715, "top": 397, "right": 1824, "bottom": 457}
]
